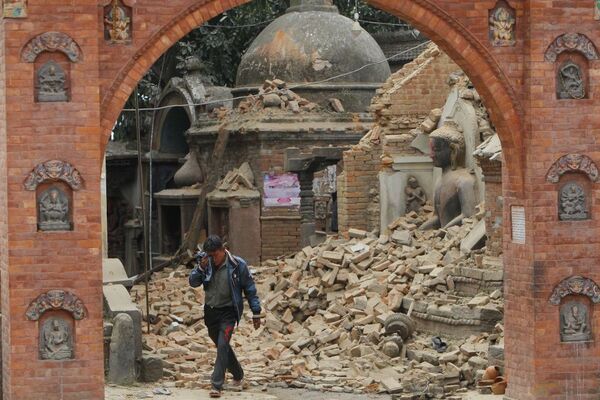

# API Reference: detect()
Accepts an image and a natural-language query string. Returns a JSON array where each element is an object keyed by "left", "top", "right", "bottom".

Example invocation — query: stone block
[
  {"left": 108, "top": 313, "right": 136, "bottom": 385},
  {"left": 348, "top": 228, "right": 368, "bottom": 238},
  {"left": 103, "top": 284, "right": 142, "bottom": 359},
  {"left": 140, "top": 354, "right": 163, "bottom": 382},
  {"left": 482, "top": 269, "right": 504, "bottom": 281},
  {"left": 103, "top": 258, "right": 132, "bottom": 285},
  {"left": 391, "top": 230, "right": 412, "bottom": 246},
  {"left": 381, "top": 376, "right": 403, "bottom": 393},
  {"left": 322, "top": 251, "right": 344, "bottom": 264},
  {"left": 460, "top": 219, "right": 486, "bottom": 254}
]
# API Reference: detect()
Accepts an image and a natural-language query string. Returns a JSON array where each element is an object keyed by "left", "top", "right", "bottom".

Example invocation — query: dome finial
[{"left": 287, "top": 0, "right": 338, "bottom": 13}]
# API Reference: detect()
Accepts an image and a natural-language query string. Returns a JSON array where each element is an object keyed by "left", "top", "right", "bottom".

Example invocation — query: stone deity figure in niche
[
  {"left": 104, "top": 0, "right": 131, "bottom": 43},
  {"left": 39, "top": 187, "right": 70, "bottom": 231},
  {"left": 561, "top": 301, "right": 591, "bottom": 342},
  {"left": 405, "top": 176, "right": 427, "bottom": 213},
  {"left": 40, "top": 318, "right": 73, "bottom": 360},
  {"left": 489, "top": 4, "right": 516, "bottom": 46},
  {"left": 559, "top": 182, "right": 588, "bottom": 220},
  {"left": 558, "top": 61, "right": 585, "bottom": 99},
  {"left": 419, "top": 122, "right": 476, "bottom": 230},
  {"left": 37, "top": 61, "right": 68, "bottom": 102}
]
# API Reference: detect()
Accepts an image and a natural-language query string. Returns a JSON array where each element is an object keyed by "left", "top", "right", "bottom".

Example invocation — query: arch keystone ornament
[
  {"left": 21, "top": 31, "right": 82, "bottom": 63},
  {"left": 544, "top": 33, "right": 600, "bottom": 63},
  {"left": 23, "top": 160, "right": 83, "bottom": 191},
  {"left": 25, "top": 290, "right": 88, "bottom": 321},
  {"left": 546, "top": 154, "right": 599, "bottom": 183},
  {"left": 549, "top": 276, "right": 600, "bottom": 305}
]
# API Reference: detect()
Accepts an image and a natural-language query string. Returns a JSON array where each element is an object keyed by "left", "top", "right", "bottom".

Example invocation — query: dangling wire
[
  {"left": 133, "top": 86, "right": 151, "bottom": 335},
  {"left": 147, "top": 54, "right": 169, "bottom": 310}
]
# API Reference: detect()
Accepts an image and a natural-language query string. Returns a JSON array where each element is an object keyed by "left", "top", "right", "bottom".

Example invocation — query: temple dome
[{"left": 234, "top": 0, "right": 391, "bottom": 111}]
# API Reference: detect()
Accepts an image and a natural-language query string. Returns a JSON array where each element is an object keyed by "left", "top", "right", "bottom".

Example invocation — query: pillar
[
  {"left": 298, "top": 170, "right": 316, "bottom": 247},
  {"left": 0, "top": 3, "right": 104, "bottom": 400}
]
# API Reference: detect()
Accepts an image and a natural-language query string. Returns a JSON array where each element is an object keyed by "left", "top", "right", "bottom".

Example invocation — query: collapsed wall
[{"left": 338, "top": 44, "right": 460, "bottom": 234}]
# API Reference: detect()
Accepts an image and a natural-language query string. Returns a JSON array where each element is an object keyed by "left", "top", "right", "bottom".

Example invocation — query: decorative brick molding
[
  {"left": 549, "top": 276, "right": 600, "bottom": 305},
  {"left": 546, "top": 154, "right": 599, "bottom": 183},
  {"left": 23, "top": 160, "right": 84, "bottom": 191},
  {"left": 25, "top": 290, "right": 88, "bottom": 321},
  {"left": 544, "top": 33, "right": 600, "bottom": 62},
  {"left": 21, "top": 31, "right": 82, "bottom": 63}
]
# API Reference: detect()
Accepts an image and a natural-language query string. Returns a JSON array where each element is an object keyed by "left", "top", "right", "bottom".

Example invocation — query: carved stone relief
[
  {"left": 545, "top": 33, "right": 600, "bottom": 63},
  {"left": 549, "top": 276, "right": 600, "bottom": 305},
  {"left": 314, "top": 196, "right": 328, "bottom": 220},
  {"left": 24, "top": 160, "right": 83, "bottom": 191},
  {"left": 559, "top": 182, "right": 588, "bottom": 221},
  {"left": 560, "top": 301, "right": 592, "bottom": 342},
  {"left": 489, "top": 0, "right": 516, "bottom": 47},
  {"left": 21, "top": 32, "right": 82, "bottom": 63},
  {"left": 557, "top": 60, "right": 586, "bottom": 99},
  {"left": 405, "top": 176, "right": 427, "bottom": 214},
  {"left": 40, "top": 317, "right": 73, "bottom": 360},
  {"left": 36, "top": 60, "right": 68, "bottom": 102},
  {"left": 38, "top": 186, "right": 71, "bottom": 231},
  {"left": 104, "top": 0, "right": 132, "bottom": 44},
  {"left": 26, "top": 290, "right": 88, "bottom": 321},
  {"left": 546, "top": 154, "right": 599, "bottom": 183},
  {"left": 3, "top": 0, "right": 26, "bottom": 18}
]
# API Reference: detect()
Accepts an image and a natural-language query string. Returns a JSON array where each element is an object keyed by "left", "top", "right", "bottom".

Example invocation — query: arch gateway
[{"left": 0, "top": 1, "right": 597, "bottom": 399}]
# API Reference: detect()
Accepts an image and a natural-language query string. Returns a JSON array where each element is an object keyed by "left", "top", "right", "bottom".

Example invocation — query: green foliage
[
  {"left": 112, "top": 69, "right": 162, "bottom": 142},
  {"left": 177, "top": 0, "right": 288, "bottom": 87}
]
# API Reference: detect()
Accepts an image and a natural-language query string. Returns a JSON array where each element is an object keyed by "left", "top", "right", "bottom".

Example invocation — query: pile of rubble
[
  {"left": 235, "top": 79, "right": 345, "bottom": 114},
  {"left": 130, "top": 205, "right": 505, "bottom": 398},
  {"left": 236, "top": 79, "right": 320, "bottom": 114}
]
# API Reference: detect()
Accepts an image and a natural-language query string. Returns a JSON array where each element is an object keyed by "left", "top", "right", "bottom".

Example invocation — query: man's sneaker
[
  {"left": 229, "top": 378, "right": 248, "bottom": 392},
  {"left": 209, "top": 388, "right": 222, "bottom": 398}
]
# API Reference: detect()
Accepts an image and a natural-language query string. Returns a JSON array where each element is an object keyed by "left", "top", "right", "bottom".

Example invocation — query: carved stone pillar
[{"left": 298, "top": 171, "right": 316, "bottom": 247}]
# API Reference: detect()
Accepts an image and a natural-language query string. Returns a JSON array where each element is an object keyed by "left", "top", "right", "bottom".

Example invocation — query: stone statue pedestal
[{"left": 38, "top": 220, "right": 71, "bottom": 231}]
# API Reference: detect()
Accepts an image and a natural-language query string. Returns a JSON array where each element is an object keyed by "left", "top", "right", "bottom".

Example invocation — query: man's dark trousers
[{"left": 204, "top": 306, "right": 243, "bottom": 389}]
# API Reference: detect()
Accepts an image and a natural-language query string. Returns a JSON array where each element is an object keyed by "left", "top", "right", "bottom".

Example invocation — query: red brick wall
[
  {"left": 2, "top": 2, "right": 105, "bottom": 399},
  {"left": 338, "top": 144, "right": 381, "bottom": 233},
  {"left": 0, "top": 19, "right": 7, "bottom": 397},
  {"left": 260, "top": 210, "right": 301, "bottom": 262},
  {"left": 480, "top": 159, "right": 503, "bottom": 257},
  {"left": 372, "top": 44, "right": 460, "bottom": 122}
]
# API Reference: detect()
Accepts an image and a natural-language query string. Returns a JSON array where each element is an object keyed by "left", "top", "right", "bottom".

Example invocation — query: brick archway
[{"left": 5, "top": 1, "right": 600, "bottom": 400}]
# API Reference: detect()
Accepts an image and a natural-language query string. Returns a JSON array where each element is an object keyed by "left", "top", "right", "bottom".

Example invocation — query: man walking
[{"left": 189, "top": 235, "right": 262, "bottom": 398}]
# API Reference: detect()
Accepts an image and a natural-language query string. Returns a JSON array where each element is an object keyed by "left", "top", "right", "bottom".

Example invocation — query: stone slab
[
  {"left": 103, "top": 258, "right": 132, "bottom": 285},
  {"left": 460, "top": 219, "right": 487, "bottom": 254},
  {"left": 103, "top": 284, "right": 142, "bottom": 359}
]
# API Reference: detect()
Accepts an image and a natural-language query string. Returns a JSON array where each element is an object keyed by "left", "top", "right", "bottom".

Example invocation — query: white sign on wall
[{"left": 511, "top": 205, "right": 525, "bottom": 244}]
